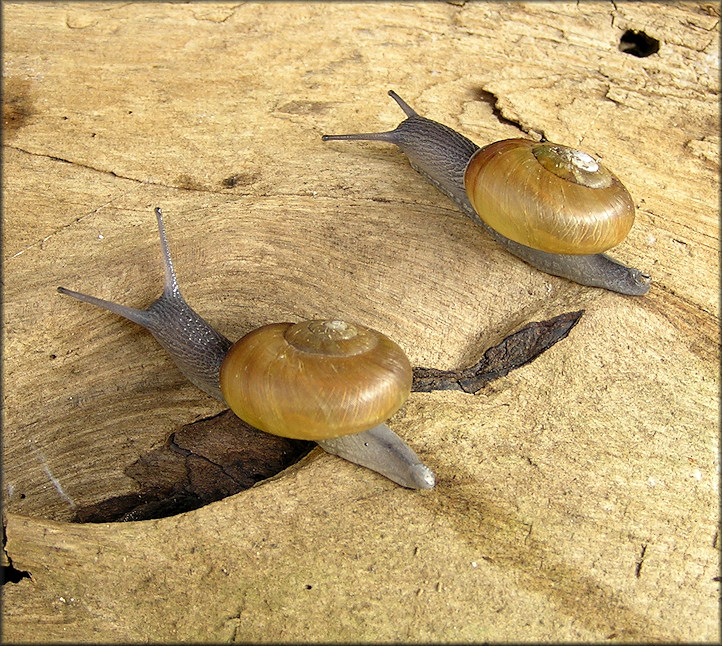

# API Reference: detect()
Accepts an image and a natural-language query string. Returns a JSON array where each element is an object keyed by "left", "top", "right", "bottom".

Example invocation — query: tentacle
[
  {"left": 321, "top": 90, "right": 419, "bottom": 145},
  {"left": 59, "top": 208, "right": 231, "bottom": 400},
  {"left": 57, "top": 285, "right": 155, "bottom": 329}
]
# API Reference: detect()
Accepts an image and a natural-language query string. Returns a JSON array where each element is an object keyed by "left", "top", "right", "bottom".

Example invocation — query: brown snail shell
[
  {"left": 464, "top": 139, "right": 636, "bottom": 255},
  {"left": 219, "top": 319, "right": 413, "bottom": 441}
]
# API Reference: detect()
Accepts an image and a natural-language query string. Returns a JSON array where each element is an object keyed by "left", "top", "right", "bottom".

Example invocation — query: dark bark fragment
[{"left": 412, "top": 310, "right": 584, "bottom": 394}]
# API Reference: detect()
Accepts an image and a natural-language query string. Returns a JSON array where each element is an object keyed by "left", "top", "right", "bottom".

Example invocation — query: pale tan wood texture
[{"left": 3, "top": 2, "right": 718, "bottom": 642}]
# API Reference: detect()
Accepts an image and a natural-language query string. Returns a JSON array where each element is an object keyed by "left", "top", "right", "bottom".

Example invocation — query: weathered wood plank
[{"left": 3, "top": 2, "right": 718, "bottom": 642}]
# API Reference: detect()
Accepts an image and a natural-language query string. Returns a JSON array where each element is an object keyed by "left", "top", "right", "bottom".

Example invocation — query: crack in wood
[
  {"left": 70, "top": 411, "right": 313, "bottom": 523},
  {"left": 5, "top": 144, "right": 236, "bottom": 195},
  {"left": 634, "top": 543, "right": 648, "bottom": 578},
  {"left": 476, "top": 89, "right": 527, "bottom": 133},
  {"left": 1, "top": 521, "right": 32, "bottom": 586}
]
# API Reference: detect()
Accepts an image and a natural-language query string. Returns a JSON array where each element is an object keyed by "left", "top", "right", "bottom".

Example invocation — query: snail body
[
  {"left": 58, "top": 208, "right": 434, "bottom": 490},
  {"left": 322, "top": 90, "right": 650, "bottom": 295}
]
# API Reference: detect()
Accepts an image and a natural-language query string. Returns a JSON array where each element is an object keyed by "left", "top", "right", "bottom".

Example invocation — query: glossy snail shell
[
  {"left": 464, "top": 139, "right": 635, "bottom": 255},
  {"left": 219, "top": 319, "right": 413, "bottom": 441}
]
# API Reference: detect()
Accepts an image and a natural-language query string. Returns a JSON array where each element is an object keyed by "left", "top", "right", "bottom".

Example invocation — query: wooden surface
[{"left": 2, "top": 2, "right": 719, "bottom": 642}]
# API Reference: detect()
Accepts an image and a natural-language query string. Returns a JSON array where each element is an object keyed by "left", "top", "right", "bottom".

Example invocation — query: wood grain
[{"left": 3, "top": 2, "right": 718, "bottom": 642}]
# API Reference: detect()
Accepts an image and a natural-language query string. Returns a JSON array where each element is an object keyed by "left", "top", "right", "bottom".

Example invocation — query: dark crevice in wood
[
  {"left": 634, "top": 543, "right": 648, "bottom": 578},
  {"left": 71, "top": 411, "right": 314, "bottom": 523},
  {"left": 475, "top": 88, "right": 526, "bottom": 132},
  {"left": 1, "top": 522, "right": 32, "bottom": 586},
  {"left": 619, "top": 30, "right": 660, "bottom": 57}
]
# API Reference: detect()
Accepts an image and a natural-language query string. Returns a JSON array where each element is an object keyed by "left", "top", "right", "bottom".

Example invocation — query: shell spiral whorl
[
  {"left": 219, "top": 320, "right": 413, "bottom": 441},
  {"left": 464, "top": 139, "right": 635, "bottom": 256}
]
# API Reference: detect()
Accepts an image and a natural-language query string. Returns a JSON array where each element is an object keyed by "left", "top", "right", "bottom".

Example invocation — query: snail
[
  {"left": 58, "top": 208, "right": 435, "bottom": 490},
  {"left": 322, "top": 90, "right": 650, "bottom": 296}
]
